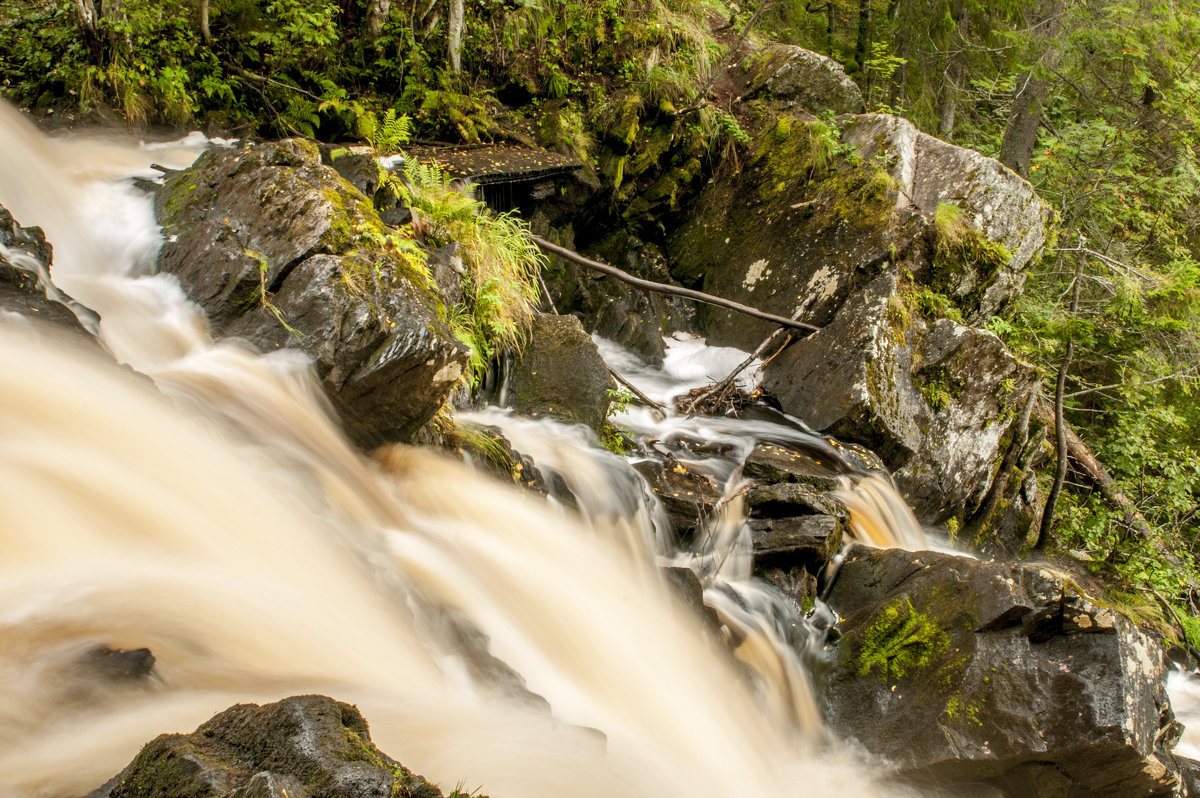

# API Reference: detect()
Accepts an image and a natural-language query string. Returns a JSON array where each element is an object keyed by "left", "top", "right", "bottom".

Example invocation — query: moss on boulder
[
  {"left": 89, "top": 696, "right": 460, "bottom": 798},
  {"left": 155, "top": 140, "right": 468, "bottom": 445},
  {"left": 824, "top": 547, "right": 1182, "bottom": 798}
]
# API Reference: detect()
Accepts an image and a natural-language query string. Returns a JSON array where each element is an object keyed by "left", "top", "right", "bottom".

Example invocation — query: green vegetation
[
  {"left": 916, "top": 364, "right": 966, "bottom": 413},
  {"left": 852, "top": 595, "right": 949, "bottom": 682},
  {"left": 7, "top": 0, "right": 1200, "bottom": 635},
  {"left": 395, "top": 160, "right": 544, "bottom": 384},
  {"left": 598, "top": 386, "right": 636, "bottom": 455}
]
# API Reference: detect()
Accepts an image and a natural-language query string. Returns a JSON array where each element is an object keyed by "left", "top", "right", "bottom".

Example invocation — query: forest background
[{"left": 4, "top": 0, "right": 1200, "bottom": 642}]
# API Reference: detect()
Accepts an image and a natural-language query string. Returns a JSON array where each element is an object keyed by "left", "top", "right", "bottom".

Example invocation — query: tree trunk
[
  {"left": 447, "top": 0, "right": 464, "bottom": 73},
  {"left": 854, "top": 0, "right": 872, "bottom": 74},
  {"left": 825, "top": 1, "right": 835, "bottom": 54},
  {"left": 998, "top": 71, "right": 1046, "bottom": 177},
  {"left": 73, "top": 0, "right": 104, "bottom": 63},
  {"left": 199, "top": 0, "right": 212, "bottom": 43},
  {"left": 998, "top": 0, "right": 1064, "bottom": 176},
  {"left": 937, "top": 0, "right": 967, "bottom": 138},
  {"left": 889, "top": 19, "right": 909, "bottom": 110},
  {"left": 367, "top": 0, "right": 391, "bottom": 40}
]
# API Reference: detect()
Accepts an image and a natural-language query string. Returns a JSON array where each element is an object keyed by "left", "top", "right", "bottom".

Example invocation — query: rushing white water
[
  {"left": 1170, "top": 670, "right": 1200, "bottom": 760},
  {"left": 0, "top": 103, "right": 908, "bottom": 797}
]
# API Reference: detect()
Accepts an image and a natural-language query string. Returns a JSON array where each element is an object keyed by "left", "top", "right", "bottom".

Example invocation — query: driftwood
[
  {"left": 681, "top": 295, "right": 815, "bottom": 415},
  {"left": 529, "top": 235, "right": 820, "bottom": 335}
]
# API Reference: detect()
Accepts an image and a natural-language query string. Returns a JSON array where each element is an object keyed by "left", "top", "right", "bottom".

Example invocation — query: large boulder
[
  {"left": 823, "top": 547, "right": 1183, "bottom": 798},
  {"left": 671, "top": 111, "right": 1051, "bottom": 530},
  {"left": 761, "top": 271, "right": 1038, "bottom": 523},
  {"left": 156, "top": 140, "right": 468, "bottom": 445},
  {"left": 735, "top": 44, "right": 865, "bottom": 116},
  {"left": 89, "top": 695, "right": 452, "bottom": 798},
  {"left": 507, "top": 312, "right": 612, "bottom": 431},
  {"left": 668, "top": 112, "right": 1053, "bottom": 352}
]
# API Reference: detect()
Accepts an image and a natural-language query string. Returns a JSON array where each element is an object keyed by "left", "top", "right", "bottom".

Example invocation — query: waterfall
[{"left": 0, "top": 102, "right": 908, "bottom": 798}]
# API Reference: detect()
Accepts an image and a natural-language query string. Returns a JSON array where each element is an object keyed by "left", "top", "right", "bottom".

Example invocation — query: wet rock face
[
  {"left": 508, "top": 312, "right": 612, "bottom": 431},
  {"left": 89, "top": 695, "right": 449, "bottom": 798},
  {"left": 668, "top": 111, "right": 1051, "bottom": 353},
  {"left": 823, "top": 547, "right": 1182, "bottom": 798},
  {"left": 156, "top": 140, "right": 468, "bottom": 446},
  {"left": 0, "top": 205, "right": 99, "bottom": 341},
  {"left": 745, "top": 482, "right": 845, "bottom": 577},
  {"left": 762, "top": 271, "right": 1037, "bottom": 523}
]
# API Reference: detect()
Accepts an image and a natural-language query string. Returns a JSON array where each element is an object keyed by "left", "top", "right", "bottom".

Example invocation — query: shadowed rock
[
  {"left": 88, "top": 695, "right": 455, "bottom": 798},
  {"left": 823, "top": 547, "right": 1183, "bottom": 798},
  {"left": 508, "top": 312, "right": 612, "bottom": 431},
  {"left": 155, "top": 140, "right": 468, "bottom": 445}
]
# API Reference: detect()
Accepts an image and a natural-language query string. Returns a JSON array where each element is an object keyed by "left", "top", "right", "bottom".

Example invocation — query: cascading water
[{"left": 0, "top": 101, "right": 914, "bottom": 798}]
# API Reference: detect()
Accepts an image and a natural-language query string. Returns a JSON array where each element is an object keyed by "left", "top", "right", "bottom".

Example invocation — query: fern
[
  {"left": 361, "top": 108, "right": 413, "bottom": 153},
  {"left": 390, "top": 156, "right": 542, "bottom": 385}
]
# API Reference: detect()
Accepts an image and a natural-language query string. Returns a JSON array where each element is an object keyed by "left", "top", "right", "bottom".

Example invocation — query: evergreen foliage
[{"left": 5, "top": 0, "right": 1200, "bottom": 634}]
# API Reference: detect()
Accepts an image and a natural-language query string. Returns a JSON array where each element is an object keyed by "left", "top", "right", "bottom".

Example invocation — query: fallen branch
[
  {"left": 682, "top": 295, "right": 815, "bottom": 415},
  {"left": 609, "top": 366, "right": 666, "bottom": 418},
  {"left": 533, "top": 252, "right": 664, "bottom": 417},
  {"left": 529, "top": 235, "right": 820, "bottom": 335}
]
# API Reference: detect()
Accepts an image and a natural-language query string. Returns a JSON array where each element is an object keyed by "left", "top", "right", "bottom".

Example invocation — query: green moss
[
  {"left": 535, "top": 104, "right": 592, "bottom": 163},
  {"left": 853, "top": 595, "right": 950, "bottom": 682},
  {"left": 598, "top": 421, "right": 635, "bottom": 455},
  {"left": 756, "top": 115, "right": 837, "bottom": 192},
  {"left": 417, "top": 90, "right": 499, "bottom": 143},
  {"left": 885, "top": 294, "right": 911, "bottom": 345},
  {"left": 605, "top": 95, "right": 643, "bottom": 153},
  {"left": 915, "top": 364, "right": 966, "bottom": 412},
  {"left": 929, "top": 202, "right": 1012, "bottom": 316},
  {"left": 160, "top": 168, "right": 202, "bottom": 228},
  {"left": 340, "top": 725, "right": 419, "bottom": 798},
  {"left": 944, "top": 693, "right": 984, "bottom": 727}
]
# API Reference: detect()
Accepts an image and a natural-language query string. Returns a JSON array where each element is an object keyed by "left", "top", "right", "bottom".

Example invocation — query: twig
[
  {"left": 609, "top": 367, "right": 666, "bottom": 418},
  {"left": 1064, "top": 364, "right": 1200, "bottom": 400},
  {"left": 533, "top": 252, "right": 663, "bottom": 417},
  {"left": 682, "top": 295, "right": 814, "bottom": 415},
  {"left": 529, "top": 235, "right": 820, "bottom": 335}
]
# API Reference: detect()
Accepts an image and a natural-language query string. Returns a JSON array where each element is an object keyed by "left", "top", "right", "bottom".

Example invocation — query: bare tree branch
[{"left": 529, "top": 235, "right": 820, "bottom": 335}]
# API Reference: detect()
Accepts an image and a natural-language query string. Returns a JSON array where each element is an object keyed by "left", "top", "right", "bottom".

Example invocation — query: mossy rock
[
  {"left": 732, "top": 44, "right": 864, "bottom": 115},
  {"left": 89, "top": 696, "right": 458, "bottom": 798},
  {"left": 823, "top": 547, "right": 1180, "bottom": 798},
  {"left": 508, "top": 312, "right": 612, "bottom": 431},
  {"left": 156, "top": 140, "right": 468, "bottom": 446},
  {"left": 667, "top": 110, "right": 912, "bottom": 352}
]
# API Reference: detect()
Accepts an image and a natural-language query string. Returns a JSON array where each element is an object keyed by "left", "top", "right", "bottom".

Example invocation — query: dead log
[
  {"left": 1031, "top": 399, "right": 1179, "bottom": 562},
  {"left": 529, "top": 235, "right": 820, "bottom": 335}
]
